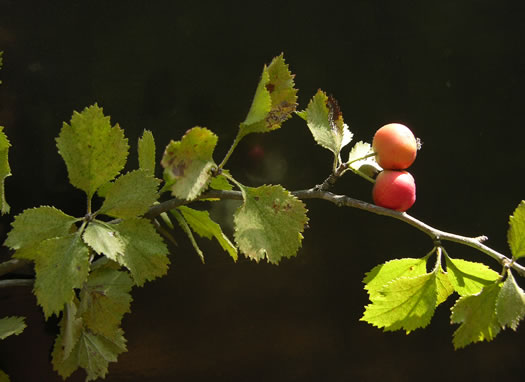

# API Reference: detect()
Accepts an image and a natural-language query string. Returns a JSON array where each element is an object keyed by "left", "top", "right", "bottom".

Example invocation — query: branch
[
  {"left": 0, "top": 279, "right": 34, "bottom": 288},
  {"left": 147, "top": 188, "right": 525, "bottom": 277}
]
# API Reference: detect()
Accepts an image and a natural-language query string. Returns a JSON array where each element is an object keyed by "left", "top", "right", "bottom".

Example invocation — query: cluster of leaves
[
  {"left": 360, "top": 213, "right": 525, "bottom": 349},
  {"left": 0, "top": 53, "right": 524, "bottom": 381}
]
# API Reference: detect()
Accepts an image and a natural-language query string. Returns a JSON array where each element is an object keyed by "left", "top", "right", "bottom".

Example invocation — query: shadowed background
[{"left": 1, "top": 1, "right": 524, "bottom": 381}]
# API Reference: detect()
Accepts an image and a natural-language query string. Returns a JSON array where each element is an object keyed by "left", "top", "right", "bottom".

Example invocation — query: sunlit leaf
[
  {"left": 451, "top": 282, "right": 502, "bottom": 349},
  {"left": 445, "top": 255, "right": 499, "bottom": 296},
  {"left": 233, "top": 184, "right": 308, "bottom": 264},
  {"left": 56, "top": 104, "right": 129, "bottom": 198},
  {"left": 496, "top": 270, "right": 525, "bottom": 331},
  {"left": 138, "top": 129, "right": 156, "bottom": 176},
  {"left": 508, "top": 200, "right": 525, "bottom": 259},
  {"left": 98, "top": 170, "right": 160, "bottom": 218},
  {"left": 0, "top": 127, "right": 11, "bottom": 214},
  {"left": 161, "top": 127, "right": 217, "bottom": 200}
]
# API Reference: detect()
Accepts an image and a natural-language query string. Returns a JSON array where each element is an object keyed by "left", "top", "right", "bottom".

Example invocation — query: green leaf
[
  {"left": 161, "top": 127, "right": 218, "bottom": 200},
  {"left": 445, "top": 255, "right": 499, "bottom": 296},
  {"left": 436, "top": 264, "right": 455, "bottom": 305},
  {"left": 239, "top": 54, "right": 297, "bottom": 136},
  {"left": 60, "top": 300, "right": 83, "bottom": 360},
  {"left": 113, "top": 217, "right": 169, "bottom": 286},
  {"left": 78, "top": 266, "right": 133, "bottom": 338},
  {"left": 361, "top": 271, "right": 439, "bottom": 333},
  {"left": 4, "top": 206, "right": 78, "bottom": 250},
  {"left": 363, "top": 257, "right": 428, "bottom": 298},
  {"left": 53, "top": 327, "right": 127, "bottom": 381},
  {"left": 451, "top": 282, "right": 502, "bottom": 349},
  {"left": 297, "top": 90, "right": 353, "bottom": 160},
  {"left": 171, "top": 208, "right": 204, "bottom": 262},
  {"left": 178, "top": 206, "right": 238, "bottom": 261},
  {"left": 0, "top": 316, "right": 26, "bottom": 339},
  {"left": 15, "top": 233, "right": 91, "bottom": 318},
  {"left": 508, "top": 200, "right": 525, "bottom": 259},
  {"left": 233, "top": 184, "right": 308, "bottom": 264},
  {"left": 98, "top": 170, "right": 160, "bottom": 218},
  {"left": 0, "top": 127, "right": 11, "bottom": 214},
  {"left": 496, "top": 270, "right": 525, "bottom": 330},
  {"left": 209, "top": 171, "right": 233, "bottom": 191},
  {"left": 0, "top": 369, "right": 9, "bottom": 381},
  {"left": 83, "top": 220, "right": 125, "bottom": 260},
  {"left": 138, "top": 129, "right": 156, "bottom": 176},
  {"left": 56, "top": 104, "right": 129, "bottom": 198}
]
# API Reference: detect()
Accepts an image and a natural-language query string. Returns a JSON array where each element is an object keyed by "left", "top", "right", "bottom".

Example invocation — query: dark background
[{"left": 1, "top": 1, "right": 524, "bottom": 381}]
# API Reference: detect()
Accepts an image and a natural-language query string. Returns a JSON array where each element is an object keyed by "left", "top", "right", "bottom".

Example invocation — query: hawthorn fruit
[
  {"left": 372, "top": 123, "right": 417, "bottom": 170},
  {"left": 372, "top": 170, "right": 416, "bottom": 212}
]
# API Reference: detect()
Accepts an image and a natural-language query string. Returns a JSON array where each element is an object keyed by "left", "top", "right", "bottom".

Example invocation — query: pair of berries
[{"left": 371, "top": 123, "right": 418, "bottom": 212}]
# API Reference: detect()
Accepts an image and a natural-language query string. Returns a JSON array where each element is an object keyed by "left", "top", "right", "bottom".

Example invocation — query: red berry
[
  {"left": 372, "top": 170, "right": 416, "bottom": 212},
  {"left": 372, "top": 123, "right": 417, "bottom": 170}
]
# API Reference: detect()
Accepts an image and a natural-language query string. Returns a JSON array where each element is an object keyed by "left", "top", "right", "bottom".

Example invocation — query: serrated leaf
[
  {"left": 361, "top": 272, "right": 438, "bottom": 333},
  {"left": 347, "top": 141, "right": 381, "bottom": 172},
  {"left": 161, "top": 127, "right": 217, "bottom": 200},
  {"left": 239, "top": 54, "right": 297, "bottom": 136},
  {"left": 0, "top": 127, "right": 11, "bottom": 214},
  {"left": 445, "top": 255, "right": 499, "bottom": 296},
  {"left": 56, "top": 104, "right": 129, "bottom": 198},
  {"left": 83, "top": 220, "right": 125, "bottom": 259},
  {"left": 363, "top": 257, "right": 428, "bottom": 298},
  {"left": 0, "top": 316, "right": 26, "bottom": 339},
  {"left": 53, "top": 327, "right": 127, "bottom": 381},
  {"left": 15, "top": 233, "right": 90, "bottom": 318},
  {"left": 451, "top": 282, "right": 502, "bottom": 349},
  {"left": 4, "top": 206, "right": 78, "bottom": 250},
  {"left": 78, "top": 266, "right": 133, "bottom": 338},
  {"left": 298, "top": 90, "right": 353, "bottom": 159},
  {"left": 138, "top": 129, "right": 156, "bottom": 176},
  {"left": 113, "top": 217, "right": 169, "bottom": 286},
  {"left": 98, "top": 170, "right": 160, "bottom": 218},
  {"left": 508, "top": 200, "right": 525, "bottom": 259},
  {"left": 178, "top": 206, "right": 237, "bottom": 261},
  {"left": 496, "top": 270, "right": 525, "bottom": 330},
  {"left": 233, "top": 184, "right": 308, "bottom": 264}
]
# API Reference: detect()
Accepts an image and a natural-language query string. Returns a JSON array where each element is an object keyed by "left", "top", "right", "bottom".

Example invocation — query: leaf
[
  {"left": 56, "top": 104, "right": 129, "bottom": 198},
  {"left": 4, "top": 206, "right": 78, "bottom": 250},
  {"left": 78, "top": 266, "right": 133, "bottom": 338},
  {"left": 15, "top": 233, "right": 91, "bottom": 318},
  {"left": 0, "top": 316, "right": 26, "bottom": 339},
  {"left": 233, "top": 184, "right": 308, "bottom": 264},
  {"left": 0, "top": 127, "right": 11, "bottom": 214},
  {"left": 53, "top": 327, "right": 127, "bottom": 381},
  {"left": 209, "top": 172, "right": 233, "bottom": 191},
  {"left": 160, "top": 127, "right": 218, "bottom": 200},
  {"left": 436, "top": 264, "right": 455, "bottom": 305},
  {"left": 178, "top": 206, "right": 238, "bottom": 261},
  {"left": 445, "top": 255, "right": 499, "bottom": 296},
  {"left": 60, "top": 300, "right": 83, "bottom": 360},
  {"left": 451, "top": 282, "right": 502, "bottom": 349},
  {"left": 98, "top": 170, "right": 160, "bottom": 218},
  {"left": 508, "top": 200, "right": 525, "bottom": 259},
  {"left": 138, "top": 129, "right": 156, "bottom": 176},
  {"left": 170, "top": 208, "right": 204, "bottom": 262},
  {"left": 363, "top": 257, "right": 428, "bottom": 298},
  {"left": 347, "top": 141, "right": 381, "bottom": 174},
  {"left": 297, "top": 90, "right": 353, "bottom": 160},
  {"left": 239, "top": 54, "right": 297, "bottom": 136},
  {"left": 113, "top": 217, "right": 169, "bottom": 286},
  {"left": 361, "top": 272, "right": 439, "bottom": 333},
  {"left": 496, "top": 270, "right": 525, "bottom": 330},
  {"left": 0, "top": 369, "right": 9, "bottom": 382},
  {"left": 83, "top": 220, "right": 125, "bottom": 260}
]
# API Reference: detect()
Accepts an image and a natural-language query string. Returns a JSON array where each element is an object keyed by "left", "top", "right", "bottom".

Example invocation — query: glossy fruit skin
[
  {"left": 372, "top": 170, "right": 416, "bottom": 212},
  {"left": 372, "top": 123, "right": 417, "bottom": 170}
]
